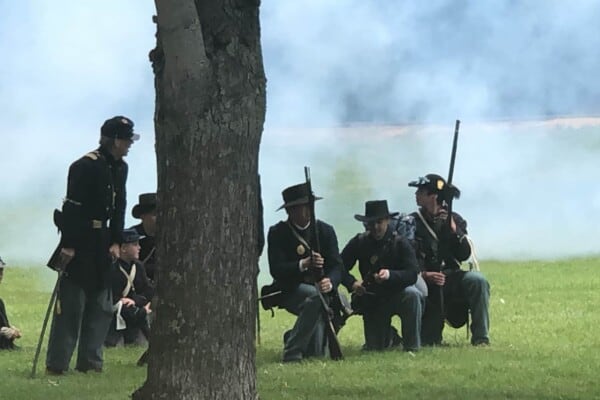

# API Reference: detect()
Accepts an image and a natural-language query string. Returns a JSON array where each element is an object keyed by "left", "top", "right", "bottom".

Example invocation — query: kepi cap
[
  {"left": 122, "top": 228, "right": 144, "bottom": 244},
  {"left": 101, "top": 116, "right": 140, "bottom": 141}
]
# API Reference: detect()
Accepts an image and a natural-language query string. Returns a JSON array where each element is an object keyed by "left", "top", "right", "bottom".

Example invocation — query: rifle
[
  {"left": 439, "top": 119, "right": 461, "bottom": 320},
  {"left": 304, "top": 166, "right": 343, "bottom": 360},
  {"left": 446, "top": 120, "right": 460, "bottom": 222}
]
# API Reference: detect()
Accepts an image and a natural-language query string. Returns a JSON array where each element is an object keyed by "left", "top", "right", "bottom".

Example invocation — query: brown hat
[
  {"left": 277, "top": 183, "right": 322, "bottom": 211},
  {"left": 132, "top": 193, "right": 157, "bottom": 218}
]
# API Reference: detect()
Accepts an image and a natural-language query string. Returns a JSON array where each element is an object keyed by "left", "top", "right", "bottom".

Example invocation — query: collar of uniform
[
  {"left": 291, "top": 220, "right": 310, "bottom": 231},
  {"left": 97, "top": 146, "right": 120, "bottom": 165}
]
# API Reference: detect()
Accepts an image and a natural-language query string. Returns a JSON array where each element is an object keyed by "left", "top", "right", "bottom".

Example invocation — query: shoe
[
  {"left": 46, "top": 367, "right": 64, "bottom": 376},
  {"left": 472, "top": 339, "right": 490, "bottom": 347},
  {"left": 282, "top": 356, "right": 302, "bottom": 363},
  {"left": 75, "top": 366, "right": 103, "bottom": 373}
]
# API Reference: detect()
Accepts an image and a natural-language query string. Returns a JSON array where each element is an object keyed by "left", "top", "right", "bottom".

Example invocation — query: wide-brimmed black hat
[
  {"left": 101, "top": 116, "right": 140, "bottom": 141},
  {"left": 354, "top": 200, "right": 399, "bottom": 222},
  {"left": 132, "top": 193, "right": 157, "bottom": 218},
  {"left": 122, "top": 228, "right": 144, "bottom": 244},
  {"left": 408, "top": 173, "right": 460, "bottom": 200},
  {"left": 276, "top": 183, "right": 322, "bottom": 211}
]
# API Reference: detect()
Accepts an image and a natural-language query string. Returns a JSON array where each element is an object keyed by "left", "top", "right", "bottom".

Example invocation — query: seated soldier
[
  {"left": 341, "top": 200, "right": 424, "bottom": 352},
  {"left": 0, "top": 256, "right": 22, "bottom": 350},
  {"left": 105, "top": 229, "right": 154, "bottom": 347},
  {"left": 130, "top": 193, "right": 157, "bottom": 283}
]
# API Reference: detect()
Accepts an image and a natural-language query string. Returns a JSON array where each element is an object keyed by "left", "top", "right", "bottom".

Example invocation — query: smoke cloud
[{"left": 1, "top": 1, "right": 599, "bottom": 265}]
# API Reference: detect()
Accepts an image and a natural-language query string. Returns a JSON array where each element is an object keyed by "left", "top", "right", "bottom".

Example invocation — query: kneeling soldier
[
  {"left": 341, "top": 200, "right": 424, "bottom": 352},
  {"left": 105, "top": 229, "right": 154, "bottom": 347}
]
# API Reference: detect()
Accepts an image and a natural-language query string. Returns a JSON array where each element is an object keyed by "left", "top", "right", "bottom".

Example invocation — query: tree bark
[{"left": 133, "top": 0, "right": 265, "bottom": 399}]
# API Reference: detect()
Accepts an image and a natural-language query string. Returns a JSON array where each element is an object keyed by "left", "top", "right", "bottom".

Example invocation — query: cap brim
[
  {"left": 408, "top": 180, "right": 421, "bottom": 187},
  {"left": 131, "top": 133, "right": 140, "bottom": 141}
]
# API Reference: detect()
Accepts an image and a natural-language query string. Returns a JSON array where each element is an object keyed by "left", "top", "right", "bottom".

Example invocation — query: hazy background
[{"left": 1, "top": 1, "right": 600, "bottom": 268}]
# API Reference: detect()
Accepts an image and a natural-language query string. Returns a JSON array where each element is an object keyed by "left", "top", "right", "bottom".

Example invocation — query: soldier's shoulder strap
[{"left": 83, "top": 150, "right": 103, "bottom": 161}]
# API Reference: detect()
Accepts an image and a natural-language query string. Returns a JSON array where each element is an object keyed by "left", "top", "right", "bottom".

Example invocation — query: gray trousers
[
  {"left": 422, "top": 270, "right": 490, "bottom": 345},
  {"left": 362, "top": 285, "right": 424, "bottom": 351},
  {"left": 463, "top": 271, "right": 490, "bottom": 344},
  {"left": 280, "top": 283, "right": 325, "bottom": 362},
  {"left": 46, "top": 277, "right": 113, "bottom": 371}
]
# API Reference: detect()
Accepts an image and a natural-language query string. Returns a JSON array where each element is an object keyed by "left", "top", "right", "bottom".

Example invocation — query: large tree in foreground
[{"left": 133, "top": 0, "right": 266, "bottom": 398}]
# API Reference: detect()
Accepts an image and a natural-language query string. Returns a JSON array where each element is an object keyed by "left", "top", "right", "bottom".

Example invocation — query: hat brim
[
  {"left": 408, "top": 180, "right": 422, "bottom": 188},
  {"left": 354, "top": 212, "right": 399, "bottom": 223},
  {"left": 130, "top": 133, "right": 140, "bottom": 141},
  {"left": 132, "top": 204, "right": 156, "bottom": 218},
  {"left": 276, "top": 196, "right": 323, "bottom": 211}
]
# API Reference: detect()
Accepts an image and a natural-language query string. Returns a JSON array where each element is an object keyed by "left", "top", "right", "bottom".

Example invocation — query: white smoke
[{"left": 1, "top": 1, "right": 599, "bottom": 265}]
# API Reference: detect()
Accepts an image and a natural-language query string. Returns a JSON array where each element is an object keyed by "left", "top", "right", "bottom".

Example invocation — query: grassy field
[{"left": 1, "top": 259, "right": 599, "bottom": 399}]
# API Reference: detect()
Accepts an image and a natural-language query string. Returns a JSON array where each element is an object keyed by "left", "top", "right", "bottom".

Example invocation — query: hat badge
[
  {"left": 436, "top": 180, "right": 444, "bottom": 190},
  {"left": 121, "top": 118, "right": 129, "bottom": 125}
]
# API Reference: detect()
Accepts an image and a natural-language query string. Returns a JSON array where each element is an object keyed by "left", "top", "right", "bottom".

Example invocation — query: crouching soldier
[
  {"left": 105, "top": 229, "right": 154, "bottom": 347},
  {"left": 408, "top": 174, "right": 490, "bottom": 346},
  {"left": 267, "top": 182, "right": 344, "bottom": 362},
  {"left": 0, "top": 256, "right": 22, "bottom": 350},
  {"left": 341, "top": 200, "right": 424, "bottom": 352}
]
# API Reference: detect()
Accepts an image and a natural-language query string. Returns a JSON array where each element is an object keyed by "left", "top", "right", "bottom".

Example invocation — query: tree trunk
[{"left": 133, "top": 0, "right": 265, "bottom": 399}]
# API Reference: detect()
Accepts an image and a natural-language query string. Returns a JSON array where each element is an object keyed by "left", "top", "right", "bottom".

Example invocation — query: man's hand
[
  {"left": 61, "top": 248, "right": 75, "bottom": 258},
  {"left": 55, "top": 248, "right": 75, "bottom": 271},
  {"left": 109, "top": 243, "right": 120, "bottom": 260},
  {"left": 437, "top": 209, "right": 457, "bottom": 232},
  {"left": 121, "top": 298, "right": 136, "bottom": 307},
  {"left": 318, "top": 277, "right": 333, "bottom": 293},
  {"left": 144, "top": 302, "right": 152, "bottom": 314},
  {"left": 422, "top": 271, "right": 445, "bottom": 286},
  {"left": 300, "top": 251, "right": 324, "bottom": 271},
  {"left": 373, "top": 269, "right": 390, "bottom": 284},
  {"left": 351, "top": 280, "right": 366, "bottom": 296}
]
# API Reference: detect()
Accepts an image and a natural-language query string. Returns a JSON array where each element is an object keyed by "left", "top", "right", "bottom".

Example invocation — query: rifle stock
[{"left": 304, "top": 166, "right": 343, "bottom": 360}]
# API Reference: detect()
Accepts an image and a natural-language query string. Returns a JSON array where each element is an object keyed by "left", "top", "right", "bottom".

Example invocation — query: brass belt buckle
[{"left": 92, "top": 220, "right": 103, "bottom": 229}]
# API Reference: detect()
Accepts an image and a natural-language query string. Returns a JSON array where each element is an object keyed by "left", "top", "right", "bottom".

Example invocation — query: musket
[
  {"left": 439, "top": 119, "right": 461, "bottom": 321},
  {"left": 304, "top": 166, "right": 343, "bottom": 360},
  {"left": 446, "top": 119, "right": 460, "bottom": 219}
]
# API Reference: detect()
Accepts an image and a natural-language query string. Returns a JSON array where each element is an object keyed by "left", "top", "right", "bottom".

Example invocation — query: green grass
[{"left": 1, "top": 259, "right": 599, "bottom": 399}]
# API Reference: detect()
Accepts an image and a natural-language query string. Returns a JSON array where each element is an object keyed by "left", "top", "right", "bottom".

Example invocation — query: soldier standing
[{"left": 45, "top": 116, "right": 139, "bottom": 374}]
